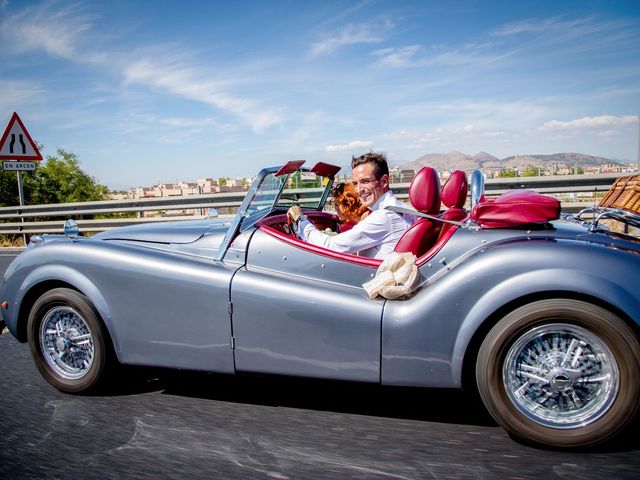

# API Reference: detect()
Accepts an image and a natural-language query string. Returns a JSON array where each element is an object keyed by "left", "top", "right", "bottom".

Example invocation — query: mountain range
[{"left": 402, "top": 151, "right": 625, "bottom": 172}]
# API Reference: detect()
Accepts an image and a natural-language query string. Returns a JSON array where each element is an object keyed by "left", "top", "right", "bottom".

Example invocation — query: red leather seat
[{"left": 394, "top": 167, "right": 442, "bottom": 258}]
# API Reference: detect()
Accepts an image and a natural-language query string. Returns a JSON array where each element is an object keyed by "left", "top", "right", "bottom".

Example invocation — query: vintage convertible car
[{"left": 1, "top": 160, "right": 639, "bottom": 449}]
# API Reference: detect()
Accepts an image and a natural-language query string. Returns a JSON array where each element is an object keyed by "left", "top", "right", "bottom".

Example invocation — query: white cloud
[
  {"left": 541, "top": 115, "right": 638, "bottom": 130},
  {"left": 372, "top": 42, "right": 509, "bottom": 69},
  {"left": 0, "top": 1, "right": 94, "bottom": 60},
  {"left": 597, "top": 129, "right": 619, "bottom": 140},
  {"left": 0, "top": 80, "right": 46, "bottom": 107},
  {"left": 372, "top": 45, "right": 423, "bottom": 68},
  {"left": 491, "top": 16, "right": 592, "bottom": 37},
  {"left": 392, "top": 98, "right": 552, "bottom": 126},
  {"left": 387, "top": 125, "right": 505, "bottom": 148},
  {"left": 311, "top": 21, "right": 392, "bottom": 56},
  {"left": 1, "top": 2, "right": 285, "bottom": 133},
  {"left": 122, "top": 58, "right": 284, "bottom": 133},
  {"left": 157, "top": 117, "right": 221, "bottom": 128},
  {"left": 490, "top": 15, "right": 639, "bottom": 61},
  {"left": 325, "top": 140, "right": 374, "bottom": 152}
]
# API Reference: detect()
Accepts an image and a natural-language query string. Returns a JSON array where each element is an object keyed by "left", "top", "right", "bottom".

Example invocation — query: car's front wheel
[
  {"left": 476, "top": 299, "right": 640, "bottom": 448},
  {"left": 27, "top": 288, "right": 112, "bottom": 393}
]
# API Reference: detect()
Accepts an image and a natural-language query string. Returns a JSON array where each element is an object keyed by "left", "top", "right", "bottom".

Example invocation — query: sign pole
[
  {"left": 17, "top": 170, "right": 24, "bottom": 205},
  {"left": 16, "top": 170, "right": 27, "bottom": 246}
]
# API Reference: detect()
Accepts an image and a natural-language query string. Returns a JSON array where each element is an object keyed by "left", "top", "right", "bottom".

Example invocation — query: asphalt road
[{"left": 1, "top": 251, "right": 639, "bottom": 480}]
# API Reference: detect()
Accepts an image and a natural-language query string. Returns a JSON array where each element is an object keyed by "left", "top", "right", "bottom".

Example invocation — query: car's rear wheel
[
  {"left": 27, "top": 288, "right": 112, "bottom": 393},
  {"left": 476, "top": 299, "right": 640, "bottom": 448}
]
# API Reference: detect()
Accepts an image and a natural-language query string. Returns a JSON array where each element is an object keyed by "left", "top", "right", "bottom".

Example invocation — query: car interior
[{"left": 256, "top": 167, "right": 471, "bottom": 267}]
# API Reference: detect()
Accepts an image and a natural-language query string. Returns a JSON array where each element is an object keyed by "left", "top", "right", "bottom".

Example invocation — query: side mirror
[
  {"left": 470, "top": 170, "right": 485, "bottom": 209},
  {"left": 208, "top": 208, "right": 219, "bottom": 219}
]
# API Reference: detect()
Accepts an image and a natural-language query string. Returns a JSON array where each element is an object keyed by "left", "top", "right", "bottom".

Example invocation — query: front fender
[
  {"left": 4, "top": 237, "right": 237, "bottom": 373},
  {"left": 15, "top": 263, "right": 118, "bottom": 353}
]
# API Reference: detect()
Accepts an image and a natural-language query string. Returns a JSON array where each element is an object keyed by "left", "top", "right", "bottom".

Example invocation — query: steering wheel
[
  {"left": 284, "top": 209, "right": 298, "bottom": 240},
  {"left": 286, "top": 212, "right": 299, "bottom": 238}
]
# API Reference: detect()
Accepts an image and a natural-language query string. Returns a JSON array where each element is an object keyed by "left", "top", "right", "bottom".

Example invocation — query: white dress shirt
[{"left": 297, "top": 190, "right": 414, "bottom": 259}]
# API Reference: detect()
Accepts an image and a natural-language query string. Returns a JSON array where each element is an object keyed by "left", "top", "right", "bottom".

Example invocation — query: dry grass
[{"left": 0, "top": 235, "right": 25, "bottom": 248}]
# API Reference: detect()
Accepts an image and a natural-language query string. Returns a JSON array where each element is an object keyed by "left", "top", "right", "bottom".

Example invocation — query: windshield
[
  {"left": 244, "top": 173, "right": 285, "bottom": 218},
  {"left": 215, "top": 161, "right": 340, "bottom": 261},
  {"left": 240, "top": 169, "right": 334, "bottom": 233},
  {"left": 275, "top": 172, "right": 328, "bottom": 209}
]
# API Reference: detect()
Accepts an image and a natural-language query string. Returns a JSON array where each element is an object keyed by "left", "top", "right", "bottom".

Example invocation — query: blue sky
[{"left": 1, "top": 0, "right": 639, "bottom": 190}]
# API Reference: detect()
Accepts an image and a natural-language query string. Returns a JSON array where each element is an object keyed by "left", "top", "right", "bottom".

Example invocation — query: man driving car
[{"left": 287, "top": 152, "right": 414, "bottom": 259}]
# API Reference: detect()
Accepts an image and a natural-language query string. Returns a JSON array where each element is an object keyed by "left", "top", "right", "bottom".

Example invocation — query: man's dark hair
[{"left": 351, "top": 152, "right": 389, "bottom": 180}]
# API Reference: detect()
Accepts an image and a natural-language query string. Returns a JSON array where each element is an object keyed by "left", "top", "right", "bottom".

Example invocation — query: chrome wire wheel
[
  {"left": 39, "top": 305, "right": 95, "bottom": 380},
  {"left": 28, "top": 288, "right": 111, "bottom": 393},
  {"left": 503, "top": 323, "right": 618, "bottom": 429},
  {"left": 476, "top": 299, "right": 640, "bottom": 448}
]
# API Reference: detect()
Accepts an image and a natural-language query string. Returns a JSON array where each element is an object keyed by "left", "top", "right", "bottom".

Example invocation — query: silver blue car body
[{"left": 1, "top": 161, "right": 639, "bottom": 449}]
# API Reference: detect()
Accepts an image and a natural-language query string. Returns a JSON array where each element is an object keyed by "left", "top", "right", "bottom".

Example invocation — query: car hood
[{"left": 93, "top": 219, "right": 230, "bottom": 244}]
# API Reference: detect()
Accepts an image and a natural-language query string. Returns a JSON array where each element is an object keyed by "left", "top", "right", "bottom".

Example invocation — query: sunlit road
[{"left": 1, "top": 251, "right": 639, "bottom": 480}]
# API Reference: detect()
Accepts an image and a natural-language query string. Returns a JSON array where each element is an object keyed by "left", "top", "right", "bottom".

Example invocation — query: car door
[{"left": 230, "top": 228, "right": 384, "bottom": 382}]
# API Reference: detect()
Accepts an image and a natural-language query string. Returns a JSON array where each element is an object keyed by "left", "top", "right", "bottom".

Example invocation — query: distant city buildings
[
  {"left": 482, "top": 162, "right": 638, "bottom": 179},
  {"left": 113, "top": 177, "right": 250, "bottom": 200},
  {"left": 110, "top": 163, "right": 639, "bottom": 201}
]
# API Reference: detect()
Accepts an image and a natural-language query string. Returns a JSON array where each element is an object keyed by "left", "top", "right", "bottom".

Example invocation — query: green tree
[
  {"left": 499, "top": 168, "right": 518, "bottom": 178},
  {"left": 522, "top": 166, "right": 540, "bottom": 177},
  {"left": 25, "top": 149, "right": 110, "bottom": 204},
  {"left": 291, "top": 171, "right": 301, "bottom": 188},
  {"left": 0, "top": 168, "right": 19, "bottom": 206}
]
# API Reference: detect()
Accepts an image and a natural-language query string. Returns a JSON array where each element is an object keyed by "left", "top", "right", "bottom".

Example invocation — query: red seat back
[
  {"left": 440, "top": 171, "right": 469, "bottom": 235},
  {"left": 395, "top": 167, "right": 442, "bottom": 257},
  {"left": 441, "top": 170, "right": 468, "bottom": 212}
]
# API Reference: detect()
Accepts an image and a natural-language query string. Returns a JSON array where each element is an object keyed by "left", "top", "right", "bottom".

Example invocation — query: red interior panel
[{"left": 259, "top": 225, "right": 382, "bottom": 268}]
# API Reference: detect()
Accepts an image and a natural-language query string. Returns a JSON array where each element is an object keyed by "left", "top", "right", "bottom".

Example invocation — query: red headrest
[
  {"left": 408, "top": 167, "right": 441, "bottom": 213},
  {"left": 441, "top": 170, "right": 468, "bottom": 209}
]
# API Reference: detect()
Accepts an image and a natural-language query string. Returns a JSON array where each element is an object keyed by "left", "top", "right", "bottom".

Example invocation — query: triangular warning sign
[{"left": 0, "top": 112, "right": 43, "bottom": 161}]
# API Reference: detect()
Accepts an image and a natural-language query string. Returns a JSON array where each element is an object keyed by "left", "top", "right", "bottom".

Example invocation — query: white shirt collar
[{"left": 370, "top": 190, "right": 394, "bottom": 211}]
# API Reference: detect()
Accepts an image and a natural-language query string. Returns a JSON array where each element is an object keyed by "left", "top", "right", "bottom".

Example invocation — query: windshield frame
[{"left": 214, "top": 161, "right": 340, "bottom": 261}]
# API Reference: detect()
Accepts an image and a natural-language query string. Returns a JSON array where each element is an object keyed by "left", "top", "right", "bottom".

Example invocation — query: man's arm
[{"left": 296, "top": 211, "right": 390, "bottom": 255}]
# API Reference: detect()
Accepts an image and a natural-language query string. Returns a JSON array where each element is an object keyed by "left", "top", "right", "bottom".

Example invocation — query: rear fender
[{"left": 452, "top": 268, "right": 640, "bottom": 385}]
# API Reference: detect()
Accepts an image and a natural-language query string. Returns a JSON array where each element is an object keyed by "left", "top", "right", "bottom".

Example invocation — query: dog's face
[{"left": 333, "top": 182, "right": 368, "bottom": 222}]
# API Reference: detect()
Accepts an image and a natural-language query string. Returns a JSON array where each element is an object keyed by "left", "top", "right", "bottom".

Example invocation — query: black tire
[
  {"left": 476, "top": 299, "right": 640, "bottom": 448},
  {"left": 27, "top": 288, "right": 112, "bottom": 394}
]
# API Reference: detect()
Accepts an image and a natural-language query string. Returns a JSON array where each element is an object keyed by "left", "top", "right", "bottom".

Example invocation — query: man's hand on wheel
[{"left": 287, "top": 206, "right": 303, "bottom": 223}]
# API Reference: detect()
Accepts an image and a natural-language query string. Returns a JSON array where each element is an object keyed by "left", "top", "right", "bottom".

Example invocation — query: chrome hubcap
[
  {"left": 40, "top": 306, "right": 94, "bottom": 380},
  {"left": 504, "top": 323, "right": 618, "bottom": 428}
]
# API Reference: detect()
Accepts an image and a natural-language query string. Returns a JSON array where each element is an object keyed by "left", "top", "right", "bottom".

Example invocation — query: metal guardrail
[
  {"left": 0, "top": 173, "right": 625, "bottom": 237},
  {"left": 0, "top": 191, "right": 248, "bottom": 219}
]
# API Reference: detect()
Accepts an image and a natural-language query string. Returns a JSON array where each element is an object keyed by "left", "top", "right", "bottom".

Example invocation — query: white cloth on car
[{"left": 362, "top": 252, "right": 418, "bottom": 299}]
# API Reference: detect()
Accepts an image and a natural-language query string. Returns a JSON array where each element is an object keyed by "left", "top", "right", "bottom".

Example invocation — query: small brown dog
[{"left": 331, "top": 182, "right": 369, "bottom": 227}]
